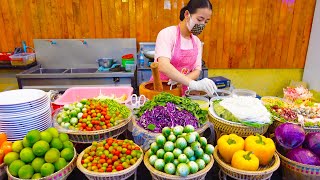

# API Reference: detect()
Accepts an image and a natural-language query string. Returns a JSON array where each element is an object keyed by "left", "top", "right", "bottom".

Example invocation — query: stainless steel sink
[
  {"left": 64, "top": 68, "right": 98, "bottom": 73},
  {"left": 31, "top": 68, "right": 67, "bottom": 74}
]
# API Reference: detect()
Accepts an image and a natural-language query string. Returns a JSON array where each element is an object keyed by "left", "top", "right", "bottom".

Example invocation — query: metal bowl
[
  {"left": 97, "top": 58, "right": 114, "bottom": 68},
  {"left": 143, "top": 50, "right": 155, "bottom": 59}
]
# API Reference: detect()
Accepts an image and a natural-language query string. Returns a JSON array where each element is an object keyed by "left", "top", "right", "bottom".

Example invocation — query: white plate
[
  {"left": 0, "top": 96, "right": 49, "bottom": 110},
  {"left": 0, "top": 101, "right": 51, "bottom": 116},
  {"left": 0, "top": 89, "right": 47, "bottom": 106},
  {"left": 0, "top": 113, "right": 51, "bottom": 124},
  {"left": 0, "top": 105, "right": 51, "bottom": 119}
]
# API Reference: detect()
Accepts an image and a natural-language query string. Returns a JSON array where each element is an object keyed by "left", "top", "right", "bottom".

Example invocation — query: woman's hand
[{"left": 188, "top": 78, "right": 217, "bottom": 96}]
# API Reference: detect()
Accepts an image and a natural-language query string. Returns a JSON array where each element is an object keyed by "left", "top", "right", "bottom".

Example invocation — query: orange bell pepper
[{"left": 0, "top": 141, "right": 12, "bottom": 155}]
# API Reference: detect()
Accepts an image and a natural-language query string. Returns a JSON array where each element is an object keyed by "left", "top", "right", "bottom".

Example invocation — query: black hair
[{"left": 179, "top": 0, "right": 213, "bottom": 21}]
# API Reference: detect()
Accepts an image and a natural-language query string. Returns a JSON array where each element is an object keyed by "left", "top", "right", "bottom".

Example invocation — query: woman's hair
[{"left": 180, "top": 0, "right": 212, "bottom": 21}]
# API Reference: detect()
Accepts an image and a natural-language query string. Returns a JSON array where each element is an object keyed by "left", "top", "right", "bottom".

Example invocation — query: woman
[{"left": 152, "top": 0, "right": 217, "bottom": 96}]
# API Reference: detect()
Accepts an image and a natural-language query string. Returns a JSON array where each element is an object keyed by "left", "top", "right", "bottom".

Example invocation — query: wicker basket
[
  {"left": 214, "top": 147, "right": 280, "bottom": 180},
  {"left": 132, "top": 116, "right": 212, "bottom": 151},
  {"left": 144, "top": 150, "right": 214, "bottom": 180},
  {"left": 53, "top": 108, "right": 132, "bottom": 143},
  {"left": 77, "top": 144, "right": 143, "bottom": 180},
  {"left": 7, "top": 147, "right": 77, "bottom": 180},
  {"left": 304, "top": 126, "right": 320, "bottom": 134},
  {"left": 208, "top": 105, "right": 269, "bottom": 138},
  {"left": 276, "top": 150, "right": 320, "bottom": 180},
  {"left": 0, "top": 163, "right": 6, "bottom": 180}
]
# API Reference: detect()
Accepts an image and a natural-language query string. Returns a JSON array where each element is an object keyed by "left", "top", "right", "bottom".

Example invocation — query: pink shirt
[{"left": 155, "top": 26, "right": 202, "bottom": 70}]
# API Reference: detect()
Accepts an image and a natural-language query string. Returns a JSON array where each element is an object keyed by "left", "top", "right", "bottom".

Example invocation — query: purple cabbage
[
  {"left": 137, "top": 102, "right": 199, "bottom": 132},
  {"left": 287, "top": 148, "right": 320, "bottom": 166},
  {"left": 303, "top": 133, "right": 320, "bottom": 157},
  {"left": 275, "top": 123, "right": 305, "bottom": 150}
]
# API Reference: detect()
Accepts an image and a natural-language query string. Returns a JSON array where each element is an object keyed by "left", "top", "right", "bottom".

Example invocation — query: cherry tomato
[
  {"left": 116, "top": 165, "right": 123, "bottom": 171},
  {"left": 126, "top": 150, "right": 131, "bottom": 155}
]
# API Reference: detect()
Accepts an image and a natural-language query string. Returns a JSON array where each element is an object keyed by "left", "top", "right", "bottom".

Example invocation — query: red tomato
[
  {"left": 100, "top": 154, "right": 106, "bottom": 159},
  {"left": 116, "top": 165, "right": 123, "bottom": 171},
  {"left": 134, "top": 147, "right": 140, "bottom": 151},
  {"left": 112, "top": 156, "right": 118, "bottom": 162},
  {"left": 106, "top": 167, "right": 112, "bottom": 172},
  {"left": 114, "top": 150, "right": 120, "bottom": 156},
  {"left": 107, "top": 159, "right": 112, "bottom": 164},
  {"left": 126, "top": 150, "right": 131, "bottom": 155}
]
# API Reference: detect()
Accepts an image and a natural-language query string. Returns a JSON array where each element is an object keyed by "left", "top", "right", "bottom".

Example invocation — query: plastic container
[
  {"left": 0, "top": 52, "right": 12, "bottom": 64},
  {"left": 53, "top": 86, "right": 133, "bottom": 107},
  {"left": 232, "top": 89, "right": 256, "bottom": 98},
  {"left": 211, "top": 89, "right": 232, "bottom": 98},
  {"left": 125, "top": 63, "right": 136, "bottom": 72},
  {"left": 188, "top": 96, "right": 210, "bottom": 111},
  {"left": 10, "top": 53, "right": 36, "bottom": 66},
  {"left": 121, "top": 54, "right": 135, "bottom": 67}
]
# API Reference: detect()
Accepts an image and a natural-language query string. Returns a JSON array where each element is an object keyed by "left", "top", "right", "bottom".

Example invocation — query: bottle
[{"left": 139, "top": 48, "right": 144, "bottom": 68}]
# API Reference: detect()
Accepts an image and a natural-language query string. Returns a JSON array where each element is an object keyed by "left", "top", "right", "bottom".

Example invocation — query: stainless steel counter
[{"left": 16, "top": 65, "right": 134, "bottom": 91}]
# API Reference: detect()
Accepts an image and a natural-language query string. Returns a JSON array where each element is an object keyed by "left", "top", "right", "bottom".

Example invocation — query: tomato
[
  {"left": 114, "top": 150, "right": 120, "bottom": 156},
  {"left": 82, "top": 113, "right": 88, "bottom": 118},
  {"left": 107, "top": 159, "right": 112, "bottom": 164},
  {"left": 107, "top": 140, "right": 113, "bottom": 146},
  {"left": 127, "top": 145, "right": 132, "bottom": 150},
  {"left": 104, "top": 144, "right": 109, "bottom": 149},
  {"left": 106, "top": 167, "right": 112, "bottom": 172},
  {"left": 122, "top": 144, "right": 128, "bottom": 148},
  {"left": 99, "top": 159, "right": 106, "bottom": 164},
  {"left": 105, "top": 115, "right": 111, "bottom": 120},
  {"left": 0, "top": 133, "right": 7, "bottom": 147},
  {"left": 116, "top": 165, "right": 124, "bottom": 171},
  {"left": 134, "top": 147, "right": 140, "bottom": 151},
  {"left": 100, "top": 154, "right": 106, "bottom": 159},
  {"left": 97, "top": 164, "right": 102, "bottom": 169},
  {"left": 112, "top": 156, "right": 118, "bottom": 162},
  {"left": 1, "top": 141, "right": 12, "bottom": 154},
  {"left": 126, "top": 150, "right": 131, "bottom": 155},
  {"left": 98, "top": 168, "right": 104, "bottom": 172}
]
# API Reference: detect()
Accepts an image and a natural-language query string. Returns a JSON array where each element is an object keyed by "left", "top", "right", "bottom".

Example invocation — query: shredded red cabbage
[{"left": 137, "top": 102, "right": 199, "bottom": 132}]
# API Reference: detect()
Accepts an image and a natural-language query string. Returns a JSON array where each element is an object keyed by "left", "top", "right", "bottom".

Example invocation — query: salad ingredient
[
  {"left": 286, "top": 148, "right": 320, "bottom": 166},
  {"left": 244, "top": 134, "right": 275, "bottom": 165},
  {"left": 231, "top": 150, "right": 259, "bottom": 171},
  {"left": 275, "top": 123, "right": 305, "bottom": 150},
  {"left": 217, "top": 134, "right": 244, "bottom": 163}
]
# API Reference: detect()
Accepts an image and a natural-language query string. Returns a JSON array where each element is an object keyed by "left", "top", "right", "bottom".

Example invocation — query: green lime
[
  {"left": 178, "top": 154, "right": 188, "bottom": 163},
  {"left": 172, "top": 126, "right": 184, "bottom": 136},
  {"left": 176, "top": 163, "right": 190, "bottom": 177},
  {"left": 60, "top": 148, "right": 74, "bottom": 161},
  {"left": 183, "top": 147, "right": 195, "bottom": 158},
  {"left": 190, "top": 142, "right": 201, "bottom": 152},
  {"left": 189, "top": 156, "right": 196, "bottom": 161},
  {"left": 54, "top": 158, "right": 68, "bottom": 171},
  {"left": 150, "top": 142, "right": 159, "bottom": 153},
  {"left": 40, "top": 163, "right": 55, "bottom": 177},
  {"left": 4, "top": 152, "right": 20, "bottom": 165},
  {"left": 59, "top": 133, "right": 69, "bottom": 142},
  {"left": 31, "top": 173, "right": 42, "bottom": 179},
  {"left": 173, "top": 148, "right": 182, "bottom": 159},
  {"left": 46, "top": 127, "right": 59, "bottom": 138},
  {"left": 202, "top": 154, "right": 211, "bottom": 164},
  {"left": 183, "top": 125, "right": 195, "bottom": 133},
  {"left": 161, "top": 127, "right": 171, "bottom": 137},
  {"left": 50, "top": 138, "right": 63, "bottom": 151},
  {"left": 44, "top": 148, "right": 60, "bottom": 163},
  {"left": 33, "top": 140, "right": 50, "bottom": 157},
  {"left": 12, "top": 140, "right": 24, "bottom": 153},
  {"left": 194, "top": 148, "right": 204, "bottom": 159},
  {"left": 40, "top": 131, "right": 52, "bottom": 143},
  {"left": 175, "top": 138, "right": 187, "bottom": 150},
  {"left": 155, "top": 135, "right": 166, "bottom": 147},
  {"left": 22, "top": 137, "right": 33, "bottom": 148},
  {"left": 196, "top": 159, "right": 206, "bottom": 170},
  {"left": 26, "top": 130, "right": 41, "bottom": 144},
  {"left": 31, "top": 157, "right": 45, "bottom": 173},
  {"left": 188, "top": 161, "right": 199, "bottom": 174},
  {"left": 205, "top": 144, "right": 214, "bottom": 155},
  {"left": 8, "top": 160, "right": 25, "bottom": 177},
  {"left": 185, "top": 133, "right": 196, "bottom": 144},
  {"left": 191, "top": 132, "right": 200, "bottom": 141},
  {"left": 199, "top": 137, "right": 207, "bottom": 148},
  {"left": 63, "top": 141, "right": 74, "bottom": 149},
  {"left": 164, "top": 141, "right": 174, "bottom": 152},
  {"left": 167, "top": 134, "right": 177, "bottom": 142},
  {"left": 18, "top": 164, "right": 34, "bottom": 179},
  {"left": 149, "top": 155, "right": 158, "bottom": 166},
  {"left": 156, "top": 149, "right": 165, "bottom": 159},
  {"left": 164, "top": 163, "right": 176, "bottom": 175},
  {"left": 173, "top": 159, "right": 179, "bottom": 167},
  {"left": 164, "top": 152, "right": 174, "bottom": 163},
  {"left": 154, "top": 159, "right": 165, "bottom": 171},
  {"left": 20, "top": 147, "right": 35, "bottom": 163}
]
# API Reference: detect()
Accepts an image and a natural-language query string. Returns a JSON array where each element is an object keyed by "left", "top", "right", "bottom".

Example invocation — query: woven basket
[
  {"left": 208, "top": 105, "right": 269, "bottom": 138},
  {"left": 77, "top": 144, "right": 143, "bottom": 180},
  {"left": 132, "top": 116, "right": 212, "bottom": 151},
  {"left": 214, "top": 147, "right": 280, "bottom": 180},
  {"left": 7, "top": 147, "right": 77, "bottom": 180},
  {"left": 144, "top": 150, "right": 214, "bottom": 180},
  {"left": 276, "top": 150, "right": 320, "bottom": 180},
  {"left": 53, "top": 108, "right": 132, "bottom": 143},
  {"left": 0, "top": 163, "right": 6, "bottom": 180},
  {"left": 304, "top": 127, "right": 320, "bottom": 134}
]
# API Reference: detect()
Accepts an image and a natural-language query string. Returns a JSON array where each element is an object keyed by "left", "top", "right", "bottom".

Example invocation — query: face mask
[{"left": 187, "top": 15, "right": 206, "bottom": 36}]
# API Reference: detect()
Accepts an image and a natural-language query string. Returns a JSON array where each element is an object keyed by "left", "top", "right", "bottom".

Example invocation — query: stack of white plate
[{"left": 0, "top": 89, "right": 52, "bottom": 141}]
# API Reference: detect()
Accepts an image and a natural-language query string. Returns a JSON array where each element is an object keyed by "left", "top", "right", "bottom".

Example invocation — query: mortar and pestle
[{"left": 139, "top": 62, "right": 182, "bottom": 100}]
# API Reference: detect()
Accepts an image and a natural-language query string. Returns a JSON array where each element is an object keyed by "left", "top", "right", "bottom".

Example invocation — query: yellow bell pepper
[
  {"left": 244, "top": 134, "right": 276, "bottom": 166},
  {"left": 217, "top": 134, "right": 244, "bottom": 163},
  {"left": 231, "top": 150, "right": 259, "bottom": 171}
]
